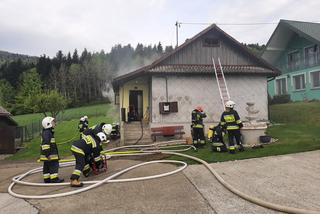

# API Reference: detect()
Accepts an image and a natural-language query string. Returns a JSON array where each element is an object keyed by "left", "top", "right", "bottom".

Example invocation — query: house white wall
[{"left": 150, "top": 74, "right": 268, "bottom": 136}]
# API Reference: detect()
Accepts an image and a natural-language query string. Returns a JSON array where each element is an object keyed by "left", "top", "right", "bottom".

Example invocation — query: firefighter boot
[
  {"left": 229, "top": 146, "right": 236, "bottom": 154},
  {"left": 51, "top": 178, "right": 65, "bottom": 183},
  {"left": 70, "top": 179, "right": 83, "bottom": 187},
  {"left": 239, "top": 144, "right": 245, "bottom": 152},
  {"left": 44, "top": 178, "right": 51, "bottom": 183}
]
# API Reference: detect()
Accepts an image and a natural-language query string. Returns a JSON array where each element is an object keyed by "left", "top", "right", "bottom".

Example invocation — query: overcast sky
[{"left": 0, "top": 0, "right": 319, "bottom": 57}]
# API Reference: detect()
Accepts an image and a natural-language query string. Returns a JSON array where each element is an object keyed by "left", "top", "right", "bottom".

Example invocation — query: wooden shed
[{"left": 0, "top": 106, "right": 18, "bottom": 154}]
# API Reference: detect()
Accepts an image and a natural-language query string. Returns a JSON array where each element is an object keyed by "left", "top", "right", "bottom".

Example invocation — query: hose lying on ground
[{"left": 8, "top": 142, "right": 320, "bottom": 214}]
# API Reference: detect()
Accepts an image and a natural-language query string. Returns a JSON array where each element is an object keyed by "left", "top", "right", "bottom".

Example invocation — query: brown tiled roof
[
  {"left": 149, "top": 64, "right": 274, "bottom": 75},
  {"left": 112, "top": 24, "right": 279, "bottom": 90}
]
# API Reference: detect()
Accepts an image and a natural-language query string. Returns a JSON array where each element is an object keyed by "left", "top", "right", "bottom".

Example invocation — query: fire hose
[{"left": 8, "top": 142, "right": 320, "bottom": 214}]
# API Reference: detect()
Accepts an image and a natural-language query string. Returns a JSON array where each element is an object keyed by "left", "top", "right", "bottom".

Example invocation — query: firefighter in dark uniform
[
  {"left": 208, "top": 123, "right": 227, "bottom": 152},
  {"left": 78, "top": 116, "right": 89, "bottom": 139},
  {"left": 40, "top": 117, "right": 64, "bottom": 183},
  {"left": 220, "top": 100, "right": 244, "bottom": 154},
  {"left": 83, "top": 123, "right": 112, "bottom": 142},
  {"left": 191, "top": 106, "right": 207, "bottom": 147},
  {"left": 70, "top": 132, "right": 107, "bottom": 187}
]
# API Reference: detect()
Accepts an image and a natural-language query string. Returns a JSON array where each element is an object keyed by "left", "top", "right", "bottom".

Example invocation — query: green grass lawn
[
  {"left": 8, "top": 104, "right": 118, "bottom": 161},
  {"left": 13, "top": 103, "right": 111, "bottom": 126},
  {"left": 169, "top": 101, "right": 320, "bottom": 164},
  {"left": 8, "top": 101, "right": 320, "bottom": 162}
]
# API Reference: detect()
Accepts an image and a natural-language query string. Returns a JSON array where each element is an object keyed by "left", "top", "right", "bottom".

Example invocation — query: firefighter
[
  {"left": 191, "top": 106, "right": 207, "bottom": 148},
  {"left": 70, "top": 132, "right": 107, "bottom": 187},
  {"left": 78, "top": 116, "right": 89, "bottom": 139},
  {"left": 40, "top": 117, "right": 64, "bottom": 183},
  {"left": 220, "top": 100, "right": 244, "bottom": 154},
  {"left": 83, "top": 123, "right": 112, "bottom": 142},
  {"left": 208, "top": 123, "right": 227, "bottom": 152}
]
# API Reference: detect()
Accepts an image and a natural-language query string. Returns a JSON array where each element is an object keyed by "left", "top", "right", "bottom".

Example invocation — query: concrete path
[
  {"left": 184, "top": 150, "right": 320, "bottom": 214},
  {"left": 0, "top": 151, "right": 319, "bottom": 214}
]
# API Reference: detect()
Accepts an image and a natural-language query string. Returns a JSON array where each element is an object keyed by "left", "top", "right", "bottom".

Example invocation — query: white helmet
[
  {"left": 83, "top": 116, "right": 88, "bottom": 120},
  {"left": 42, "top": 117, "right": 55, "bottom": 129},
  {"left": 102, "top": 124, "right": 113, "bottom": 135},
  {"left": 80, "top": 117, "right": 85, "bottom": 122},
  {"left": 96, "top": 132, "right": 107, "bottom": 142},
  {"left": 225, "top": 100, "right": 236, "bottom": 108}
]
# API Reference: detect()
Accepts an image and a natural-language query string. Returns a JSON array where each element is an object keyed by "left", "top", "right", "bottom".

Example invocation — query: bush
[{"left": 270, "top": 94, "right": 291, "bottom": 105}]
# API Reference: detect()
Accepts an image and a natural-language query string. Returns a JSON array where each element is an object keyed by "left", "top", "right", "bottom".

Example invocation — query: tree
[
  {"left": 0, "top": 79, "right": 15, "bottom": 110},
  {"left": 72, "top": 49, "right": 79, "bottom": 64},
  {"left": 34, "top": 90, "right": 68, "bottom": 118},
  {"left": 157, "top": 42, "right": 163, "bottom": 54},
  {"left": 15, "top": 68, "right": 43, "bottom": 114}
]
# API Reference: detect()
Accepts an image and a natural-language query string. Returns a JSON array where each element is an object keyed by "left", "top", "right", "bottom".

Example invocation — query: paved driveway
[{"left": 0, "top": 150, "right": 319, "bottom": 214}]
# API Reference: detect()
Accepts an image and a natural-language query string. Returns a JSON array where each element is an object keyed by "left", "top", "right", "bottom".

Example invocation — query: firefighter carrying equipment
[
  {"left": 208, "top": 124, "right": 227, "bottom": 152},
  {"left": 70, "top": 132, "right": 104, "bottom": 186}
]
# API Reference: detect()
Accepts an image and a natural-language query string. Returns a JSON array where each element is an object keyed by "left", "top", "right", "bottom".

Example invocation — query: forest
[{"left": 0, "top": 43, "right": 172, "bottom": 115}]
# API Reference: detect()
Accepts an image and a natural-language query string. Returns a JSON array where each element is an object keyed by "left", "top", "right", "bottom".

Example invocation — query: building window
[
  {"left": 275, "top": 78, "right": 287, "bottom": 95},
  {"left": 292, "top": 74, "right": 306, "bottom": 90},
  {"left": 310, "top": 71, "right": 320, "bottom": 88},
  {"left": 305, "top": 45, "right": 318, "bottom": 66},
  {"left": 202, "top": 37, "right": 220, "bottom": 47},
  {"left": 288, "top": 51, "right": 300, "bottom": 70}
]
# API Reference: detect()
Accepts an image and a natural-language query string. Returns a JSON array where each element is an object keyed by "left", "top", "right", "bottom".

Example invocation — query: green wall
[{"left": 268, "top": 34, "right": 320, "bottom": 101}]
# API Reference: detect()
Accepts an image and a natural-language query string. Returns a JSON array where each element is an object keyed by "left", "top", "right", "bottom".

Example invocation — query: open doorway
[{"left": 128, "top": 90, "right": 143, "bottom": 121}]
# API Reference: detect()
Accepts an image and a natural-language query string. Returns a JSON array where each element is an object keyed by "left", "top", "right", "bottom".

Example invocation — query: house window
[
  {"left": 310, "top": 71, "right": 320, "bottom": 88},
  {"left": 275, "top": 78, "right": 287, "bottom": 95},
  {"left": 305, "top": 45, "right": 318, "bottom": 66},
  {"left": 288, "top": 51, "right": 300, "bottom": 70},
  {"left": 203, "top": 37, "right": 220, "bottom": 47},
  {"left": 292, "top": 74, "right": 306, "bottom": 90}
]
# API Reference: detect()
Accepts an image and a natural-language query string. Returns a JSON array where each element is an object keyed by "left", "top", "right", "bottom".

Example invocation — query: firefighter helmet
[
  {"left": 96, "top": 132, "right": 107, "bottom": 142},
  {"left": 196, "top": 106, "right": 204, "bottom": 112},
  {"left": 42, "top": 117, "right": 56, "bottom": 129},
  {"left": 83, "top": 115, "right": 88, "bottom": 120},
  {"left": 102, "top": 124, "right": 113, "bottom": 135},
  {"left": 225, "top": 100, "right": 236, "bottom": 108}
]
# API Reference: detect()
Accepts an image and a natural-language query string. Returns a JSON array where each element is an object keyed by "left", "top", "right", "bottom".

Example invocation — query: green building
[{"left": 262, "top": 20, "right": 320, "bottom": 101}]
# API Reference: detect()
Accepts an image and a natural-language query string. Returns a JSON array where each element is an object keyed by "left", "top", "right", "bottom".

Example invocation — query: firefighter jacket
[
  {"left": 71, "top": 134, "right": 103, "bottom": 163},
  {"left": 220, "top": 109, "right": 243, "bottom": 131},
  {"left": 191, "top": 110, "right": 207, "bottom": 128},
  {"left": 40, "top": 128, "right": 59, "bottom": 161},
  {"left": 212, "top": 125, "right": 225, "bottom": 143},
  {"left": 83, "top": 123, "right": 106, "bottom": 136},
  {"left": 78, "top": 120, "right": 89, "bottom": 133}
]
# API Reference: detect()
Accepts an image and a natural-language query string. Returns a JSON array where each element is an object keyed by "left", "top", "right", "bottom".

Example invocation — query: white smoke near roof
[{"left": 102, "top": 52, "right": 162, "bottom": 101}]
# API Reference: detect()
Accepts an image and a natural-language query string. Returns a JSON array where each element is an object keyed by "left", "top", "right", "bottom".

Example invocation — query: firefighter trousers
[
  {"left": 43, "top": 160, "right": 59, "bottom": 182},
  {"left": 70, "top": 152, "right": 91, "bottom": 180},
  {"left": 227, "top": 129, "right": 242, "bottom": 147},
  {"left": 192, "top": 127, "right": 205, "bottom": 145}
]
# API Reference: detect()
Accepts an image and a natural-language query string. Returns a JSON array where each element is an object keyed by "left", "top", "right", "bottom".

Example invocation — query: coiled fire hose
[{"left": 8, "top": 142, "right": 320, "bottom": 214}]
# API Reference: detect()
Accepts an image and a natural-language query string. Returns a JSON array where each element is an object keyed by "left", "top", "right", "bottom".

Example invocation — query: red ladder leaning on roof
[{"left": 212, "top": 57, "right": 230, "bottom": 110}]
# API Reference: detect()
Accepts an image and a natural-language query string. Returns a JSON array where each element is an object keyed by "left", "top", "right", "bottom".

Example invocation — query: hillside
[{"left": 0, "top": 50, "right": 38, "bottom": 65}]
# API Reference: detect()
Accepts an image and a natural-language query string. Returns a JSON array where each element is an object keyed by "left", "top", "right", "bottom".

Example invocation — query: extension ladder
[{"left": 212, "top": 57, "right": 230, "bottom": 110}]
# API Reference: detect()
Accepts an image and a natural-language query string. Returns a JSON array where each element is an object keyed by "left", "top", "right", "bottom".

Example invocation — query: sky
[{"left": 0, "top": 0, "right": 320, "bottom": 57}]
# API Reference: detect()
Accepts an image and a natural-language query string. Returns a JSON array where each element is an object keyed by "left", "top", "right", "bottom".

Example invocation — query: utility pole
[{"left": 175, "top": 21, "right": 181, "bottom": 48}]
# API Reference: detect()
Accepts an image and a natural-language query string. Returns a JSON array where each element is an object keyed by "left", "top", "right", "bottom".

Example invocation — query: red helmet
[{"left": 196, "top": 106, "right": 203, "bottom": 112}]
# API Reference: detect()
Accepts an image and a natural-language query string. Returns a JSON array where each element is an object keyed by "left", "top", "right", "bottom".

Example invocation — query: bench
[{"left": 150, "top": 125, "right": 185, "bottom": 142}]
